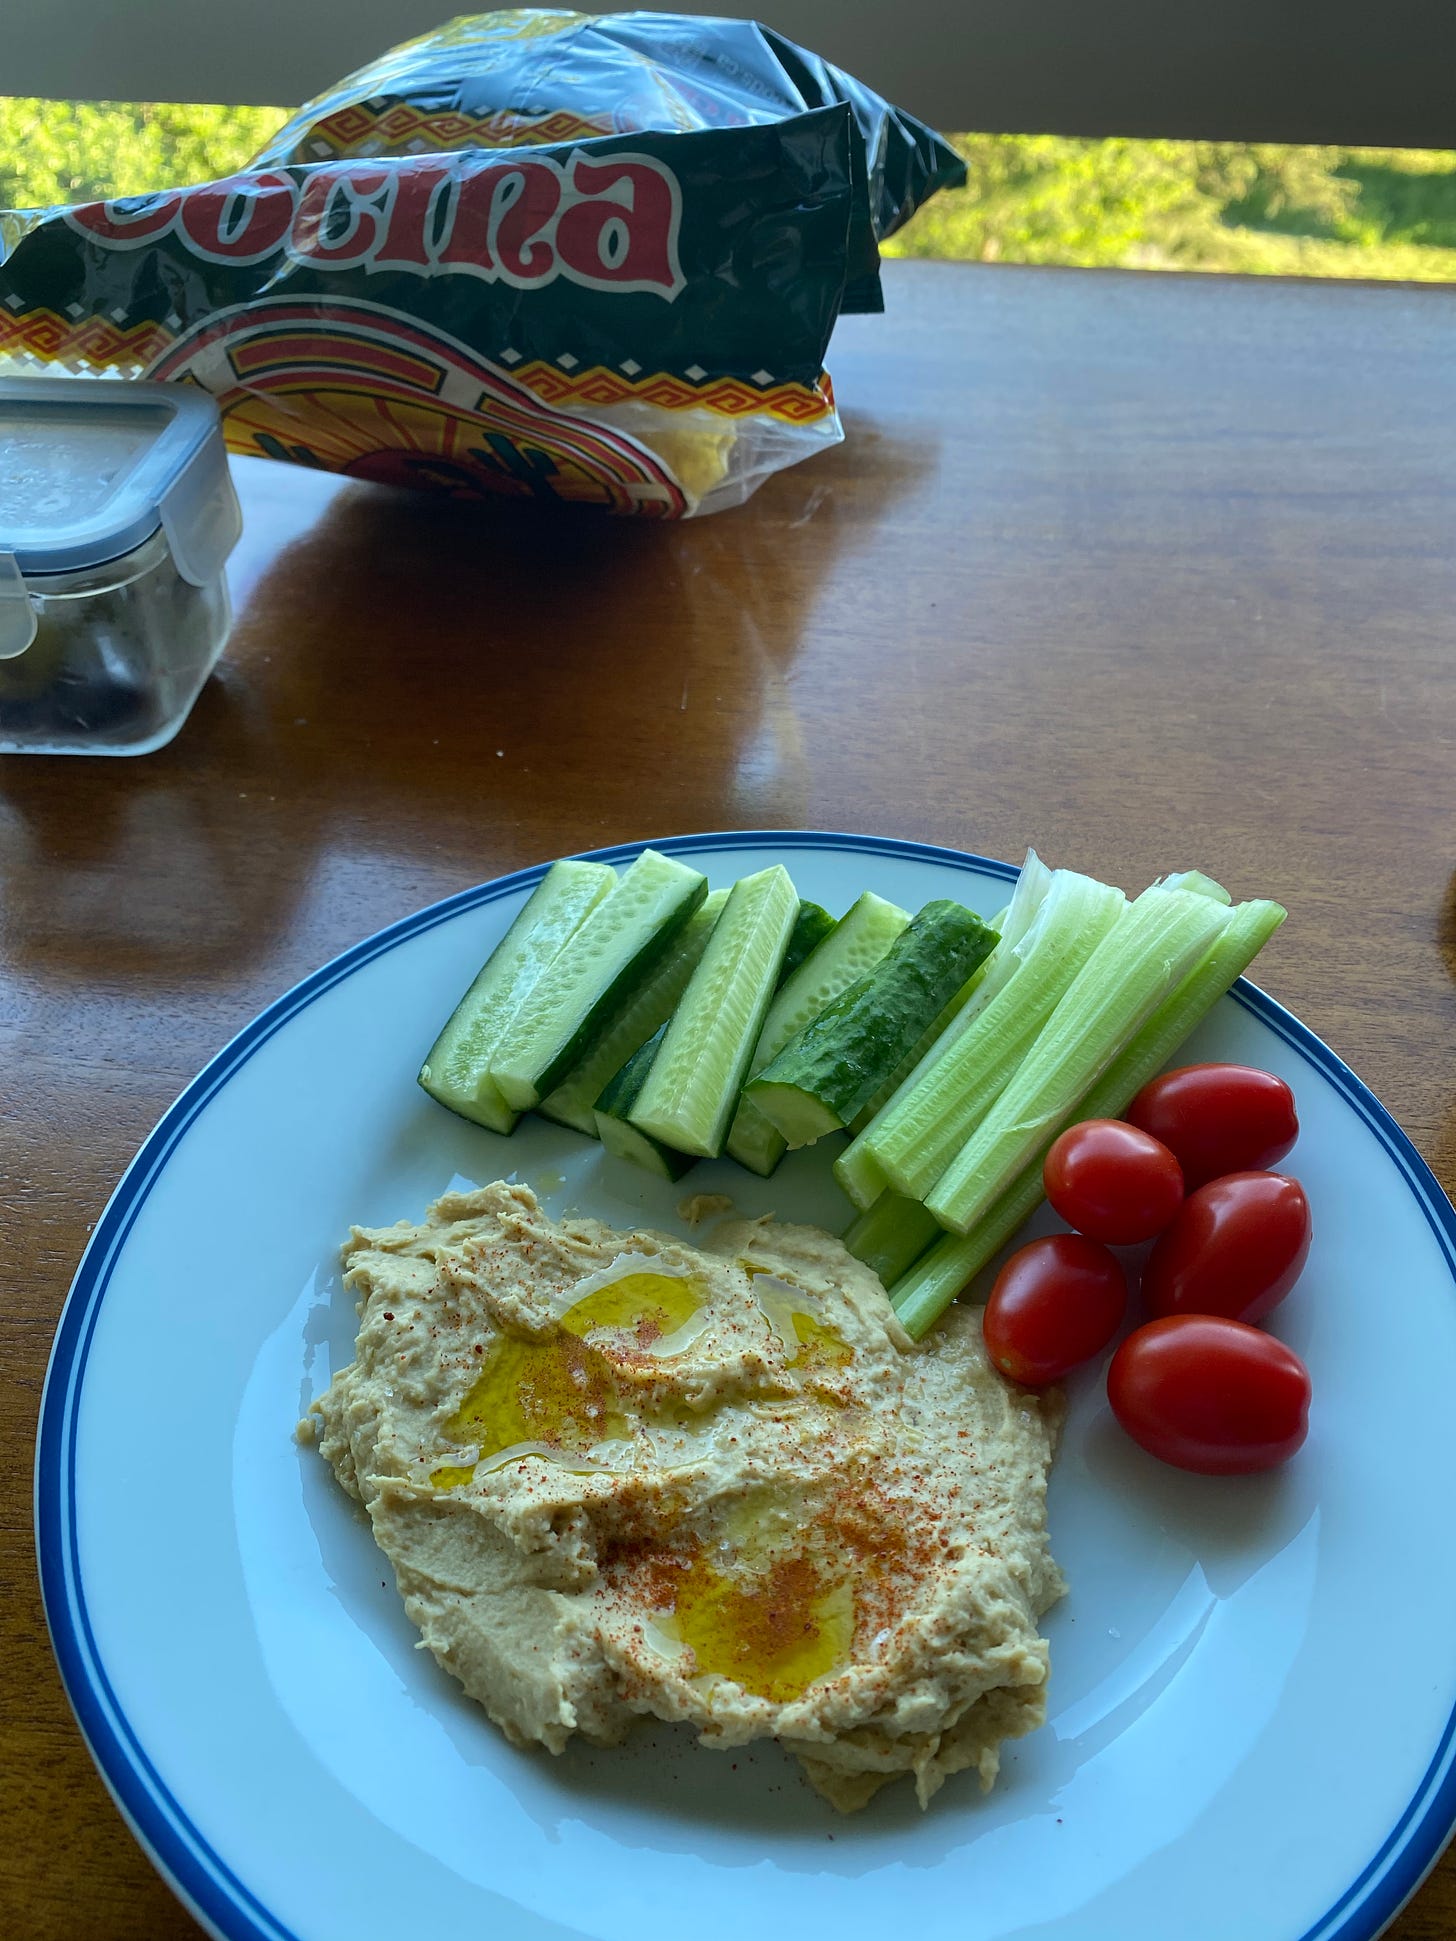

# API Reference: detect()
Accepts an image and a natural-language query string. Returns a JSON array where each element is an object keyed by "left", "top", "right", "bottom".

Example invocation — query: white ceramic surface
[{"left": 36, "top": 832, "right": 1456, "bottom": 1941}]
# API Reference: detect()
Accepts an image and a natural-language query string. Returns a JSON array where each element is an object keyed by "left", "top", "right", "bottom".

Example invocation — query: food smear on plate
[{"left": 302, "top": 1180, "right": 1064, "bottom": 1811}]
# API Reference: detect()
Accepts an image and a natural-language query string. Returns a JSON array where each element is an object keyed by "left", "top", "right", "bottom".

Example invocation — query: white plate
[{"left": 37, "top": 831, "right": 1456, "bottom": 1941}]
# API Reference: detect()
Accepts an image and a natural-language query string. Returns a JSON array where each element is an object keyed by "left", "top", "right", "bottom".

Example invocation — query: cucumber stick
[
  {"left": 891, "top": 894, "right": 1287, "bottom": 1338},
  {"left": 826, "top": 867, "right": 1051, "bottom": 1195},
  {"left": 589, "top": 893, "right": 822, "bottom": 1172},
  {"left": 846, "top": 962, "right": 987, "bottom": 1137},
  {"left": 746, "top": 900, "right": 1000, "bottom": 1149},
  {"left": 835, "top": 853, "right": 1052, "bottom": 1168},
  {"left": 859, "top": 870, "right": 1127, "bottom": 1200},
  {"left": 833, "top": 957, "right": 1007, "bottom": 1205},
  {"left": 594, "top": 1027, "right": 696, "bottom": 1180},
  {"left": 536, "top": 888, "right": 728, "bottom": 1134},
  {"left": 726, "top": 891, "right": 911, "bottom": 1176},
  {"left": 924, "top": 885, "right": 1233, "bottom": 1234},
  {"left": 628, "top": 865, "right": 799, "bottom": 1158},
  {"left": 418, "top": 858, "right": 615, "bottom": 1133},
  {"left": 488, "top": 850, "right": 707, "bottom": 1112},
  {"left": 781, "top": 902, "right": 837, "bottom": 982}
]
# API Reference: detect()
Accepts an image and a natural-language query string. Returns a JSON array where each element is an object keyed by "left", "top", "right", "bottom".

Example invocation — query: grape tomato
[
  {"left": 1108, "top": 1315, "right": 1311, "bottom": 1474},
  {"left": 1044, "top": 1118, "right": 1184, "bottom": 1244},
  {"left": 983, "top": 1234, "right": 1127, "bottom": 1387},
  {"left": 1126, "top": 1063, "right": 1298, "bottom": 1189},
  {"left": 1143, "top": 1170, "right": 1312, "bottom": 1324}
]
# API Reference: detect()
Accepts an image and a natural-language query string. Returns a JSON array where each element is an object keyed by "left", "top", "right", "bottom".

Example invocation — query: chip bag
[{"left": 0, "top": 12, "right": 965, "bottom": 516}]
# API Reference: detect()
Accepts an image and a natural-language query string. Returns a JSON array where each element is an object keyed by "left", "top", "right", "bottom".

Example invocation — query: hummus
[{"left": 306, "top": 1180, "right": 1063, "bottom": 1811}]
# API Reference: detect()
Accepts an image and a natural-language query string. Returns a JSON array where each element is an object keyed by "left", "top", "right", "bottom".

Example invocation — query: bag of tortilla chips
[{"left": 0, "top": 12, "right": 965, "bottom": 516}]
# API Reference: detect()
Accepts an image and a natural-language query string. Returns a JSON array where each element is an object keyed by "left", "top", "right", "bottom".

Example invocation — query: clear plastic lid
[{"left": 0, "top": 377, "right": 242, "bottom": 659}]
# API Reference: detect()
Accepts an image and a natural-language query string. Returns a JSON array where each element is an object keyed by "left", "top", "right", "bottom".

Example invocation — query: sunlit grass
[{"left": 888, "top": 134, "right": 1456, "bottom": 281}]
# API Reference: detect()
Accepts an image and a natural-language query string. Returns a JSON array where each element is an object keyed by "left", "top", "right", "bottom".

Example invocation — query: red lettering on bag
[
  {"left": 291, "top": 168, "right": 395, "bottom": 267},
  {"left": 62, "top": 151, "right": 684, "bottom": 301},
  {"left": 372, "top": 164, "right": 457, "bottom": 270},
  {"left": 555, "top": 154, "right": 683, "bottom": 297},
  {"left": 179, "top": 173, "right": 298, "bottom": 264},
  {"left": 476, "top": 162, "right": 563, "bottom": 284},
  {"left": 67, "top": 192, "right": 183, "bottom": 248}
]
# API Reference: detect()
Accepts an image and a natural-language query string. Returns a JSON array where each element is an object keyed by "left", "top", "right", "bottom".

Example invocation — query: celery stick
[
  {"left": 843, "top": 1192, "right": 941, "bottom": 1288},
  {"left": 834, "top": 1137, "right": 890, "bottom": 1211},
  {"left": 860, "top": 870, "right": 1126, "bottom": 1201},
  {"left": 536, "top": 888, "right": 728, "bottom": 1134},
  {"left": 1159, "top": 870, "right": 1232, "bottom": 903},
  {"left": 841, "top": 864, "right": 1210, "bottom": 1210},
  {"left": 892, "top": 895, "right": 1286, "bottom": 1338},
  {"left": 830, "top": 855, "right": 1055, "bottom": 1197},
  {"left": 925, "top": 886, "right": 1230, "bottom": 1235}
]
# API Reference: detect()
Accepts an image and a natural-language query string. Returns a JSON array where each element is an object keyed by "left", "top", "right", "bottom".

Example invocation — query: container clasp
[{"left": 0, "top": 552, "right": 37, "bottom": 660}]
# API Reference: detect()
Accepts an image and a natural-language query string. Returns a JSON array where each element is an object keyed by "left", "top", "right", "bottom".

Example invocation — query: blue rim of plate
[{"left": 33, "top": 829, "right": 1456, "bottom": 1941}]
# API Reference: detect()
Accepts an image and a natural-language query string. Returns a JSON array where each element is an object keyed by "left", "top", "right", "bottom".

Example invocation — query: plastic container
[{"left": 0, "top": 379, "right": 243, "bottom": 755}]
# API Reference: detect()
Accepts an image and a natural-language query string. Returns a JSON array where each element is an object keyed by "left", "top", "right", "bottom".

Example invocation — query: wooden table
[{"left": 4, "top": 259, "right": 1455, "bottom": 1937}]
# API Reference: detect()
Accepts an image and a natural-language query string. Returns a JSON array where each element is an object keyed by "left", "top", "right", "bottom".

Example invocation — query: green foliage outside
[
  {"left": 885, "top": 135, "right": 1456, "bottom": 281},
  {"left": 0, "top": 99, "right": 283, "bottom": 212},
  {"left": 2, "top": 96, "right": 1455, "bottom": 283}
]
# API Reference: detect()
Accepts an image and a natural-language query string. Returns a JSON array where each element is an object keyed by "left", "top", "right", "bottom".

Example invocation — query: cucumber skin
[
  {"left": 749, "top": 893, "right": 911, "bottom": 1078},
  {"left": 489, "top": 852, "right": 708, "bottom": 1111},
  {"left": 594, "top": 1026, "right": 662, "bottom": 1120},
  {"left": 536, "top": 888, "right": 729, "bottom": 1135},
  {"left": 418, "top": 858, "right": 614, "bottom": 1134},
  {"left": 593, "top": 1027, "right": 696, "bottom": 1180},
  {"left": 720, "top": 898, "right": 838, "bottom": 1173},
  {"left": 781, "top": 902, "right": 835, "bottom": 983},
  {"left": 746, "top": 900, "right": 1000, "bottom": 1146},
  {"left": 725, "top": 891, "right": 911, "bottom": 1177},
  {"left": 628, "top": 865, "right": 799, "bottom": 1159},
  {"left": 846, "top": 967, "right": 984, "bottom": 1134},
  {"left": 596, "top": 1111, "right": 698, "bottom": 1180}
]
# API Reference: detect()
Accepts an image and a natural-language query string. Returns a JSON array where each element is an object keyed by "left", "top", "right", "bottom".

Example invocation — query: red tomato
[
  {"left": 983, "top": 1234, "right": 1127, "bottom": 1387},
  {"left": 1126, "top": 1063, "right": 1298, "bottom": 1189},
  {"left": 1044, "top": 1118, "right": 1184, "bottom": 1244},
  {"left": 1143, "top": 1170, "right": 1312, "bottom": 1324},
  {"left": 1108, "top": 1315, "right": 1311, "bottom": 1474}
]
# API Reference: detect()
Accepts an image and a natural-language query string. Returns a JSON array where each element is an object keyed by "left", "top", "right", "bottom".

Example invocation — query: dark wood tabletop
[{"left": 4, "top": 258, "right": 1455, "bottom": 1938}]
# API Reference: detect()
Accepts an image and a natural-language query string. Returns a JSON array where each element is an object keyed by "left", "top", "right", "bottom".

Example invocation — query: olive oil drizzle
[
  {"left": 664, "top": 1549, "right": 854, "bottom": 1704},
  {"left": 429, "top": 1271, "right": 705, "bottom": 1487}
]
